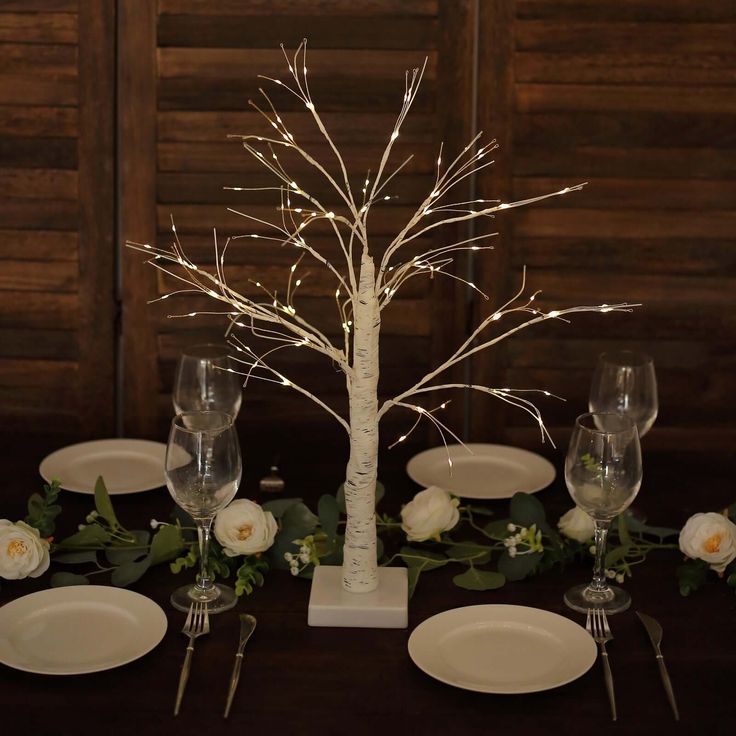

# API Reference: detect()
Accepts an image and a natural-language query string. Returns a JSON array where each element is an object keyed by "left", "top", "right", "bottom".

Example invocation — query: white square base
[{"left": 307, "top": 565, "right": 408, "bottom": 628}]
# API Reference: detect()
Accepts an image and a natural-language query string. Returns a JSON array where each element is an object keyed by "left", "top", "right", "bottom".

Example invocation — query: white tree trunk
[{"left": 342, "top": 251, "right": 380, "bottom": 593}]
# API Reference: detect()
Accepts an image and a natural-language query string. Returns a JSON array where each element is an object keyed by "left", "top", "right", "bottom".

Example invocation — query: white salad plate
[
  {"left": 0, "top": 586, "right": 168, "bottom": 675},
  {"left": 408, "top": 604, "right": 596, "bottom": 694},
  {"left": 406, "top": 443, "right": 555, "bottom": 499},
  {"left": 39, "top": 438, "right": 166, "bottom": 494}
]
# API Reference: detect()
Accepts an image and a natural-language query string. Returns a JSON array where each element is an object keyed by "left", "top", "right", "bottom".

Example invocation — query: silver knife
[
  {"left": 636, "top": 611, "right": 680, "bottom": 721},
  {"left": 223, "top": 613, "right": 257, "bottom": 718}
]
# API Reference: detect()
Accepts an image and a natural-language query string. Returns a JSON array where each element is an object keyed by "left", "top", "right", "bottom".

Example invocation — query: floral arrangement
[{"left": 2, "top": 476, "right": 736, "bottom": 599}]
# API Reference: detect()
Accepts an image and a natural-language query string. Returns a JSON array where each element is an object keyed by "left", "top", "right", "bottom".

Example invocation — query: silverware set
[
  {"left": 174, "top": 602, "right": 257, "bottom": 717},
  {"left": 585, "top": 608, "right": 679, "bottom": 722}
]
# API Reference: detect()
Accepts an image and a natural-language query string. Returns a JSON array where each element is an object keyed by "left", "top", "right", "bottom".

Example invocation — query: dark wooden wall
[
  {"left": 1, "top": 0, "right": 734, "bottom": 455},
  {"left": 0, "top": 0, "right": 115, "bottom": 436}
]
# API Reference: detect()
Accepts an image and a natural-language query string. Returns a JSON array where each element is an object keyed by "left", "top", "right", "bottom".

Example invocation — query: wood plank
[
  {"left": 157, "top": 140, "right": 437, "bottom": 175},
  {"left": 0, "top": 199, "right": 77, "bottom": 229},
  {"left": 158, "top": 111, "right": 435, "bottom": 143},
  {"left": 0, "top": 168, "right": 77, "bottom": 199},
  {"left": 0, "top": 229, "right": 77, "bottom": 261},
  {"left": 0, "top": 291, "right": 78, "bottom": 329},
  {"left": 515, "top": 112, "right": 736, "bottom": 149},
  {"left": 0, "top": 328, "right": 78, "bottom": 359},
  {"left": 74, "top": 0, "right": 117, "bottom": 437},
  {"left": 159, "top": 78, "right": 436, "bottom": 114},
  {"left": 513, "top": 177, "right": 736, "bottom": 210},
  {"left": 158, "top": 1, "right": 438, "bottom": 16},
  {"left": 0, "top": 384, "right": 77, "bottom": 414},
  {"left": 158, "top": 14, "right": 437, "bottom": 50},
  {"left": 158, "top": 48, "right": 436, "bottom": 81},
  {"left": 0, "top": 137, "right": 76, "bottom": 168},
  {"left": 0, "top": 73, "right": 77, "bottom": 105},
  {"left": 516, "top": 1, "right": 736, "bottom": 22},
  {"left": 513, "top": 237, "right": 736, "bottom": 276},
  {"left": 0, "top": 42, "right": 77, "bottom": 76},
  {"left": 514, "top": 147, "right": 736, "bottom": 180},
  {"left": 119, "top": 0, "right": 165, "bottom": 438},
  {"left": 0, "top": 358, "right": 77, "bottom": 387},
  {"left": 0, "top": 1, "right": 77, "bottom": 10},
  {"left": 516, "top": 21, "right": 736, "bottom": 54},
  {"left": 514, "top": 208, "right": 736, "bottom": 239},
  {"left": 516, "top": 83, "right": 736, "bottom": 114},
  {"left": 0, "top": 259, "right": 77, "bottom": 292},
  {"left": 515, "top": 52, "right": 736, "bottom": 85},
  {"left": 0, "top": 105, "right": 77, "bottom": 137},
  {"left": 0, "top": 12, "right": 77, "bottom": 44}
]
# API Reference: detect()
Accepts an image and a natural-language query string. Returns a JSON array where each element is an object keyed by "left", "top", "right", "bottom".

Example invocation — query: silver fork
[
  {"left": 174, "top": 601, "right": 211, "bottom": 716},
  {"left": 587, "top": 607, "right": 617, "bottom": 721}
]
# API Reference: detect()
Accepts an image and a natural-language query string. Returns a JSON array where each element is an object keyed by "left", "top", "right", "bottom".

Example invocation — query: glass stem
[
  {"left": 195, "top": 518, "right": 214, "bottom": 593},
  {"left": 590, "top": 519, "right": 611, "bottom": 592}
]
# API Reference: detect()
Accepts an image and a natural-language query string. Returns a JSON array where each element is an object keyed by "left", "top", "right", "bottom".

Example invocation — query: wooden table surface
[{"left": 1, "top": 434, "right": 734, "bottom": 735}]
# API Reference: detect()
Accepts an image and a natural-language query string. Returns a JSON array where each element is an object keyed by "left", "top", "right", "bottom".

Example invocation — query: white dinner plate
[
  {"left": 39, "top": 439, "right": 166, "bottom": 494},
  {"left": 408, "top": 604, "right": 596, "bottom": 694},
  {"left": 0, "top": 586, "right": 168, "bottom": 675},
  {"left": 406, "top": 443, "right": 555, "bottom": 499}
]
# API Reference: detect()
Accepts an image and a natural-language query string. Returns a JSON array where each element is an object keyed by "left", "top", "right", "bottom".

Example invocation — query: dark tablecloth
[{"left": 1, "top": 434, "right": 734, "bottom": 735}]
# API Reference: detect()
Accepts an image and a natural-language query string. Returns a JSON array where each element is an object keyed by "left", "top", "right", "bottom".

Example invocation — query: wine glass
[
  {"left": 563, "top": 412, "right": 642, "bottom": 614},
  {"left": 589, "top": 350, "right": 658, "bottom": 438},
  {"left": 173, "top": 343, "right": 242, "bottom": 418},
  {"left": 166, "top": 411, "right": 242, "bottom": 614}
]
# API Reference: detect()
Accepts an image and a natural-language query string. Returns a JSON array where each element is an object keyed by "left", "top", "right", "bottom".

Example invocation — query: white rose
[
  {"left": 558, "top": 506, "right": 595, "bottom": 543},
  {"left": 679, "top": 512, "right": 736, "bottom": 574},
  {"left": 214, "top": 499, "right": 278, "bottom": 557},
  {"left": 401, "top": 486, "right": 459, "bottom": 542},
  {"left": 0, "top": 520, "right": 51, "bottom": 580}
]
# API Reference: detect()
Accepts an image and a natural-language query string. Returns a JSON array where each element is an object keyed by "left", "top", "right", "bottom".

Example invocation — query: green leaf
[
  {"left": 463, "top": 504, "right": 494, "bottom": 517},
  {"left": 94, "top": 476, "right": 119, "bottom": 530},
  {"left": 406, "top": 565, "right": 421, "bottom": 598},
  {"left": 281, "top": 502, "right": 319, "bottom": 539},
  {"left": 317, "top": 494, "right": 340, "bottom": 544},
  {"left": 105, "top": 530, "right": 151, "bottom": 565},
  {"left": 624, "top": 513, "right": 678, "bottom": 540},
  {"left": 605, "top": 545, "right": 631, "bottom": 567},
  {"left": 509, "top": 492, "right": 547, "bottom": 528},
  {"left": 484, "top": 519, "right": 513, "bottom": 540},
  {"left": 261, "top": 498, "right": 303, "bottom": 519},
  {"left": 446, "top": 542, "right": 491, "bottom": 566},
  {"left": 234, "top": 557, "right": 269, "bottom": 596},
  {"left": 25, "top": 479, "right": 62, "bottom": 537},
  {"left": 57, "top": 523, "right": 111, "bottom": 547},
  {"left": 617, "top": 513, "right": 632, "bottom": 547},
  {"left": 677, "top": 559, "right": 710, "bottom": 596},
  {"left": 336, "top": 481, "right": 385, "bottom": 514},
  {"left": 497, "top": 550, "right": 543, "bottom": 581},
  {"left": 50, "top": 571, "right": 90, "bottom": 587},
  {"left": 53, "top": 550, "right": 99, "bottom": 565},
  {"left": 399, "top": 546, "right": 448, "bottom": 571},
  {"left": 171, "top": 546, "right": 198, "bottom": 574},
  {"left": 453, "top": 568, "right": 506, "bottom": 591},
  {"left": 728, "top": 502, "right": 736, "bottom": 524},
  {"left": 111, "top": 556, "right": 152, "bottom": 587},
  {"left": 149, "top": 524, "right": 185, "bottom": 565}
]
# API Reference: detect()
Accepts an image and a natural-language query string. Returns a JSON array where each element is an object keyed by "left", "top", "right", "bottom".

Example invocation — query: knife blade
[
  {"left": 636, "top": 611, "right": 680, "bottom": 721},
  {"left": 223, "top": 613, "right": 257, "bottom": 718}
]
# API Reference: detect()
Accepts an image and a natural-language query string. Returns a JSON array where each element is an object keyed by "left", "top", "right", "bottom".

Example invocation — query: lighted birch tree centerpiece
[{"left": 128, "top": 43, "right": 632, "bottom": 627}]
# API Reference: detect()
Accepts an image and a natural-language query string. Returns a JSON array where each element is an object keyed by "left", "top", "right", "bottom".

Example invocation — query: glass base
[
  {"left": 170, "top": 582, "right": 238, "bottom": 614},
  {"left": 563, "top": 583, "right": 631, "bottom": 615}
]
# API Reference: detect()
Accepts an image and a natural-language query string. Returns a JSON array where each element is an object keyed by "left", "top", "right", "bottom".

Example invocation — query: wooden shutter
[
  {"left": 119, "top": 0, "right": 475, "bottom": 455},
  {"left": 473, "top": 0, "right": 736, "bottom": 451},
  {"left": 0, "top": 0, "right": 115, "bottom": 437}
]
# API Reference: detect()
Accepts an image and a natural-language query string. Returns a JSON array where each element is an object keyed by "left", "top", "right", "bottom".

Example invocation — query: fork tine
[
  {"left": 182, "top": 601, "right": 195, "bottom": 633},
  {"left": 601, "top": 608, "right": 612, "bottom": 638},
  {"left": 202, "top": 603, "right": 210, "bottom": 635},
  {"left": 585, "top": 608, "right": 592, "bottom": 634}
]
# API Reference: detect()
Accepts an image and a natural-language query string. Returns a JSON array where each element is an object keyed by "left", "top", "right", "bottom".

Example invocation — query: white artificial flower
[
  {"left": 557, "top": 506, "right": 596, "bottom": 543},
  {"left": 214, "top": 499, "right": 278, "bottom": 557},
  {"left": 679, "top": 512, "right": 736, "bottom": 574},
  {"left": 400, "top": 486, "right": 460, "bottom": 542},
  {"left": 0, "top": 520, "right": 50, "bottom": 580}
]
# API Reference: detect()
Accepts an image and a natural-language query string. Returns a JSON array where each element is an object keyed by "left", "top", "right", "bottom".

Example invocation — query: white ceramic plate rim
[
  {"left": 0, "top": 585, "right": 168, "bottom": 675},
  {"left": 39, "top": 438, "right": 166, "bottom": 494},
  {"left": 408, "top": 604, "right": 596, "bottom": 694},
  {"left": 406, "top": 443, "right": 556, "bottom": 499}
]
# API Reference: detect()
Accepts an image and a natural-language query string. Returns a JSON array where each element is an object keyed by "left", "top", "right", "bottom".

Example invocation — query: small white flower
[
  {"left": 0, "top": 520, "right": 50, "bottom": 581},
  {"left": 400, "top": 486, "right": 460, "bottom": 542},
  {"left": 519, "top": 527, "right": 528, "bottom": 538},
  {"left": 78, "top": 524, "right": 86, "bottom": 531},
  {"left": 589, "top": 545, "right": 597, "bottom": 556},
  {"left": 507, "top": 522, "right": 516, "bottom": 532},
  {"left": 606, "top": 569, "right": 616, "bottom": 579},
  {"left": 214, "top": 499, "right": 278, "bottom": 557},
  {"left": 508, "top": 547, "right": 517, "bottom": 558},
  {"left": 289, "top": 565, "right": 299, "bottom": 576},
  {"left": 85, "top": 511, "right": 99, "bottom": 523},
  {"left": 615, "top": 573, "right": 625, "bottom": 584},
  {"left": 679, "top": 512, "right": 736, "bottom": 574},
  {"left": 558, "top": 506, "right": 596, "bottom": 543},
  {"left": 284, "top": 552, "right": 294, "bottom": 562},
  {"left": 299, "top": 551, "right": 310, "bottom": 564}
]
